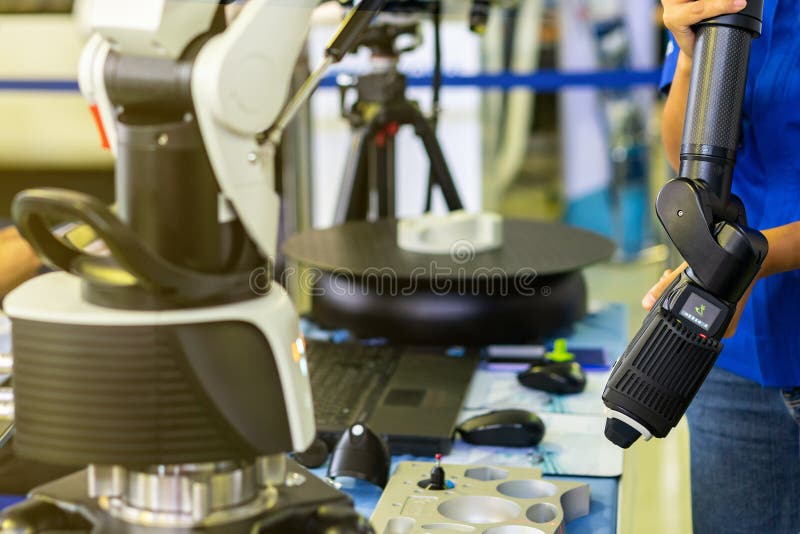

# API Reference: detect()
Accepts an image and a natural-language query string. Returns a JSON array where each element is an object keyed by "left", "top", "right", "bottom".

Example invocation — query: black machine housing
[{"left": 603, "top": 1, "right": 769, "bottom": 448}]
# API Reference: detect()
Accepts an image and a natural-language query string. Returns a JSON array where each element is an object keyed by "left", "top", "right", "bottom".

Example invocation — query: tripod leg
[
  {"left": 407, "top": 105, "right": 464, "bottom": 211},
  {"left": 336, "top": 127, "right": 370, "bottom": 224},
  {"left": 375, "top": 134, "right": 396, "bottom": 219},
  {"left": 425, "top": 167, "right": 434, "bottom": 212}
]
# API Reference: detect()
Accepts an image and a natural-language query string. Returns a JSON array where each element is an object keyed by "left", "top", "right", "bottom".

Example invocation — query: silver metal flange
[{"left": 92, "top": 456, "right": 287, "bottom": 529}]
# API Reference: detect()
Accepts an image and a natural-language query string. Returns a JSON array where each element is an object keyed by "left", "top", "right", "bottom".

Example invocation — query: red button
[{"left": 89, "top": 104, "right": 110, "bottom": 150}]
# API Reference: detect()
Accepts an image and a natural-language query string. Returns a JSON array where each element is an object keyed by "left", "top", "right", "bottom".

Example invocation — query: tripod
[{"left": 335, "top": 22, "right": 464, "bottom": 223}]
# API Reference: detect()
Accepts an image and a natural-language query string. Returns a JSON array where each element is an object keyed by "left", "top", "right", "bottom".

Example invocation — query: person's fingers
[
  {"left": 664, "top": 0, "right": 746, "bottom": 29},
  {"left": 642, "top": 263, "right": 688, "bottom": 310},
  {"left": 642, "top": 270, "right": 675, "bottom": 309},
  {"left": 663, "top": 0, "right": 746, "bottom": 57},
  {"left": 642, "top": 279, "right": 669, "bottom": 310}
]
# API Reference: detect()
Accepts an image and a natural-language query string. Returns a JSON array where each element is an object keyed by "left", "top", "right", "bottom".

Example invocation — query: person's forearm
[
  {"left": 0, "top": 228, "right": 40, "bottom": 297},
  {"left": 759, "top": 222, "right": 800, "bottom": 279},
  {"left": 662, "top": 51, "right": 693, "bottom": 172}
]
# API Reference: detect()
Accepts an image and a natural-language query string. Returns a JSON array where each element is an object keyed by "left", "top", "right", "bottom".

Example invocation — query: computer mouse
[
  {"left": 456, "top": 409, "right": 545, "bottom": 448},
  {"left": 517, "top": 361, "right": 587, "bottom": 394}
]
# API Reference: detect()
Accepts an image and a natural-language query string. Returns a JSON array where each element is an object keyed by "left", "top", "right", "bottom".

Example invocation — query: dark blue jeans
[{"left": 687, "top": 367, "right": 800, "bottom": 534}]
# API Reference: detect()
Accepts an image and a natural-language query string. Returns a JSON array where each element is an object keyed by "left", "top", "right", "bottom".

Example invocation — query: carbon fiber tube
[{"left": 679, "top": 3, "right": 764, "bottom": 202}]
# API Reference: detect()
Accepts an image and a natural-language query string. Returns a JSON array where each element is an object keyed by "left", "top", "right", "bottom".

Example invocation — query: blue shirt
[{"left": 661, "top": 1, "right": 800, "bottom": 387}]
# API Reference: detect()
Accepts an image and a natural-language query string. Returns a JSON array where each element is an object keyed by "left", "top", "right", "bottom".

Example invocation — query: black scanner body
[{"left": 602, "top": 1, "right": 769, "bottom": 448}]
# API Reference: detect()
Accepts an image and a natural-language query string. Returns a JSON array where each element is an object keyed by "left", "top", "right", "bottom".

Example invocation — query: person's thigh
[
  {"left": 783, "top": 388, "right": 800, "bottom": 426},
  {"left": 687, "top": 367, "right": 800, "bottom": 534}
]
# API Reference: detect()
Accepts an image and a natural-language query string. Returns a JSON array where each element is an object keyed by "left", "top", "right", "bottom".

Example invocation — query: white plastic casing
[
  {"left": 77, "top": 33, "right": 117, "bottom": 155},
  {"left": 192, "top": 0, "right": 317, "bottom": 260},
  {"left": 90, "top": 0, "right": 218, "bottom": 59}
]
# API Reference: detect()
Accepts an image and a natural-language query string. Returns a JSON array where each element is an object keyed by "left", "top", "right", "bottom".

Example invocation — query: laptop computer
[{"left": 307, "top": 340, "right": 479, "bottom": 456}]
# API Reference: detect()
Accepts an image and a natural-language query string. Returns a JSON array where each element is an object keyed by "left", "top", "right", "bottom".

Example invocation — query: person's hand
[
  {"left": 724, "top": 282, "right": 754, "bottom": 338},
  {"left": 662, "top": 0, "right": 747, "bottom": 59},
  {"left": 642, "top": 261, "right": 754, "bottom": 338},
  {"left": 642, "top": 262, "right": 688, "bottom": 310},
  {"left": 0, "top": 227, "right": 41, "bottom": 297}
]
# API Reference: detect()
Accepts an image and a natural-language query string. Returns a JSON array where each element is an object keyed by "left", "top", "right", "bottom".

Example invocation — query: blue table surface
[
  {"left": 313, "top": 303, "right": 626, "bottom": 533},
  {"left": 555, "top": 476, "right": 618, "bottom": 534}
]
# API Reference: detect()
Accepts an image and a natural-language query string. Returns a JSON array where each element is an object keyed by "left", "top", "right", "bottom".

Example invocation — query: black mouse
[
  {"left": 457, "top": 409, "right": 545, "bottom": 447},
  {"left": 517, "top": 361, "right": 587, "bottom": 394}
]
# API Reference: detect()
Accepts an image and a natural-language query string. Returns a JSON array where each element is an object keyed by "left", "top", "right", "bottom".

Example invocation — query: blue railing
[{"left": 0, "top": 68, "right": 661, "bottom": 94}]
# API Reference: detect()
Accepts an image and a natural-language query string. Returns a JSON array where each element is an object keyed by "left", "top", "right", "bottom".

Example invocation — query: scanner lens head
[{"left": 604, "top": 418, "right": 641, "bottom": 449}]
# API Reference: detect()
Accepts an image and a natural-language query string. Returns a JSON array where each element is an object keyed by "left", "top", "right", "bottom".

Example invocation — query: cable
[{"left": 425, "top": 1, "right": 443, "bottom": 212}]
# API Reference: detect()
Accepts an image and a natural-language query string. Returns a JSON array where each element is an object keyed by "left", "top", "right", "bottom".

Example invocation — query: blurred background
[
  {"left": 0, "top": 0, "right": 672, "bottom": 257},
  {"left": 0, "top": 1, "right": 689, "bottom": 532}
]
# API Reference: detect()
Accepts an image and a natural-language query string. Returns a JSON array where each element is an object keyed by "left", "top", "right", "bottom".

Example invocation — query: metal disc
[{"left": 282, "top": 219, "right": 615, "bottom": 279}]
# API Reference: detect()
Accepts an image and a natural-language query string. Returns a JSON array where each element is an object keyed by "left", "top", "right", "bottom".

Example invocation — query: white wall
[
  {"left": 0, "top": 14, "right": 111, "bottom": 170},
  {"left": 557, "top": 0, "right": 656, "bottom": 201}
]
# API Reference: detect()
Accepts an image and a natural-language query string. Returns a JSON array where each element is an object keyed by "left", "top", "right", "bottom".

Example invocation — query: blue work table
[{"left": 315, "top": 302, "right": 628, "bottom": 533}]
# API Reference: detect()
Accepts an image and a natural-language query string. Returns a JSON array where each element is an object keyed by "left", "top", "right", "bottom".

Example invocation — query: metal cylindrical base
[
  {"left": 89, "top": 458, "right": 287, "bottom": 529},
  {"left": 0, "top": 460, "right": 361, "bottom": 533}
]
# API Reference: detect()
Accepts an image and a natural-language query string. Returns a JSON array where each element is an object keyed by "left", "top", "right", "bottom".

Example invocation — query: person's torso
[{"left": 719, "top": 0, "right": 800, "bottom": 387}]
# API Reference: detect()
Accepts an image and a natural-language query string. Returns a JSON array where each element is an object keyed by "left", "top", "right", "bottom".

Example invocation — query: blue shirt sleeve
[{"left": 660, "top": 33, "right": 679, "bottom": 94}]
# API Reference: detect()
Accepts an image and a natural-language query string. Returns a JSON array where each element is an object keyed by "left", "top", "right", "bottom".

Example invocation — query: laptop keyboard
[{"left": 307, "top": 342, "right": 400, "bottom": 428}]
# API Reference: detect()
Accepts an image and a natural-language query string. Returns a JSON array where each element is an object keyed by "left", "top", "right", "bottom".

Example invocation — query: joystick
[{"left": 418, "top": 454, "right": 453, "bottom": 490}]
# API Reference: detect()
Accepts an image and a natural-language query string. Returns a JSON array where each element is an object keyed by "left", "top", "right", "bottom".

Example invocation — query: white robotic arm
[
  {"left": 89, "top": 0, "right": 218, "bottom": 58},
  {"left": 79, "top": 0, "right": 318, "bottom": 259},
  {"left": 193, "top": 0, "right": 318, "bottom": 259}
]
